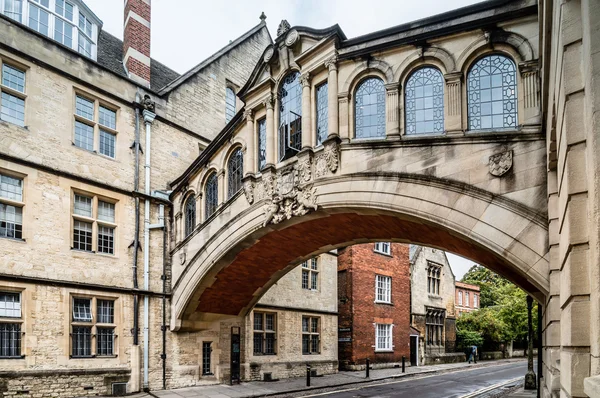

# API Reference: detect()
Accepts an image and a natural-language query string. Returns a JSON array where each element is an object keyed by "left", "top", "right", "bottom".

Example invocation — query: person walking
[{"left": 468, "top": 345, "right": 478, "bottom": 364}]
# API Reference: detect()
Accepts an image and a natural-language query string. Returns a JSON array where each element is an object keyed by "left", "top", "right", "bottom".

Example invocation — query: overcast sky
[{"left": 83, "top": 0, "right": 483, "bottom": 279}]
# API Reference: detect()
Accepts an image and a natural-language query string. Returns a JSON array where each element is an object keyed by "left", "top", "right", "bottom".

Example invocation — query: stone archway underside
[{"left": 194, "top": 212, "right": 542, "bottom": 317}]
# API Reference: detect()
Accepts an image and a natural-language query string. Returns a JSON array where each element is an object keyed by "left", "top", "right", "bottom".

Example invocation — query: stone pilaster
[
  {"left": 325, "top": 56, "right": 339, "bottom": 139},
  {"left": 385, "top": 82, "right": 400, "bottom": 139},
  {"left": 264, "top": 95, "right": 276, "bottom": 166},
  {"left": 244, "top": 109, "right": 255, "bottom": 175},
  {"left": 444, "top": 72, "right": 462, "bottom": 135},
  {"left": 519, "top": 60, "right": 541, "bottom": 126},
  {"left": 338, "top": 92, "right": 350, "bottom": 142},
  {"left": 300, "top": 73, "right": 312, "bottom": 150}
]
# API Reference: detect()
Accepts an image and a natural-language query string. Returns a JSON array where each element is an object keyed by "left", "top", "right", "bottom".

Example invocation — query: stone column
[
  {"left": 217, "top": 170, "right": 225, "bottom": 206},
  {"left": 244, "top": 109, "right": 255, "bottom": 175},
  {"left": 264, "top": 95, "right": 276, "bottom": 166},
  {"left": 325, "top": 56, "right": 339, "bottom": 138},
  {"left": 300, "top": 73, "right": 312, "bottom": 150},
  {"left": 385, "top": 82, "right": 400, "bottom": 139},
  {"left": 525, "top": 295, "right": 537, "bottom": 389},
  {"left": 444, "top": 72, "right": 462, "bottom": 134},
  {"left": 338, "top": 92, "right": 350, "bottom": 142}
]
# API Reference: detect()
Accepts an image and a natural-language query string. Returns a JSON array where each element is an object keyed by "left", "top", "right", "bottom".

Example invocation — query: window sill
[
  {"left": 302, "top": 353, "right": 321, "bottom": 356},
  {"left": 374, "top": 350, "right": 394, "bottom": 353},
  {"left": 0, "top": 236, "right": 26, "bottom": 243},
  {"left": 253, "top": 353, "right": 277, "bottom": 356},
  {"left": 350, "top": 137, "right": 387, "bottom": 144},
  {"left": 0, "top": 355, "right": 25, "bottom": 360},
  {"left": 374, "top": 301, "right": 393, "bottom": 306},
  {"left": 0, "top": 118, "right": 26, "bottom": 129},
  {"left": 373, "top": 250, "right": 392, "bottom": 257}
]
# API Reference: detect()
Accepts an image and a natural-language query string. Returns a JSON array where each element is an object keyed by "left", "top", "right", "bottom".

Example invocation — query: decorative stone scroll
[
  {"left": 285, "top": 29, "right": 299, "bottom": 47},
  {"left": 489, "top": 150, "right": 513, "bottom": 177},
  {"left": 314, "top": 136, "right": 341, "bottom": 178}
]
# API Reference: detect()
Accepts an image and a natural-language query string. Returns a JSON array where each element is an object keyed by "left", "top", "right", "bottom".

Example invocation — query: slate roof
[{"left": 96, "top": 30, "right": 181, "bottom": 91}]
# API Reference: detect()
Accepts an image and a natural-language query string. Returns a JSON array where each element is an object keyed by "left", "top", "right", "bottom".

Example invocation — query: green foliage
[
  {"left": 461, "top": 265, "right": 509, "bottom": 308},
  {"left": 456, "top": 330, "right": 483, "bottom": 350}
]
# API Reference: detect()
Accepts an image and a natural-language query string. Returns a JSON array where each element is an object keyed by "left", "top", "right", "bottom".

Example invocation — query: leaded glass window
[
  {"left": 0, "top": 292, "right": 21, "bottom": 358},
  {"left": 1, "top": 63, "right": 26, "bottom": 126},
  {"left": 468, "top": 55, "right": 517, "bottom": 130},
  {"left": 405, "top": 67, "right": 444, "bottom": 135},
  {"left": 0, "top": 173, "right": 23, "bottom": 240},
  {"left": 278, "top": 72, "right": 302, "bottom": 161},
  {"left": 225, "top": 87, "right": 236, "bottom": 123},
  {"left": 184, "top": 195, "right": 196, "bottom": 237},
  {"left": 257, "top": 118, "right": 266, "bottom": 171},
  {"left": 355, "top": 77, "right": 385, "bottom": 139},
  {"left": 204, "top": 173, "right": 218, "bottom": 219},
  {"left": 227, "top": 149, "right": 243, "bottom": 199},
  {"left": 316, "top": 82, "right": 328, "bottom": 145}
]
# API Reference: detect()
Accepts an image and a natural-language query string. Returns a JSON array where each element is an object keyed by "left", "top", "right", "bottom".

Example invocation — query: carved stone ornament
[
  {"left": 142, "top": 94, "right": 155, "bottom": 113},
  {"left": 489, "top": 150, "right": 513, "bottom": 177},
  {"left": 243, "top": 179, "right": 255, "bottom": 205},
  {"left": 285, "top": 29, "right": 299, "bottom": 47},
  {"left": 315, "top": 138, "right": 340, "bottom": 178},
  {"left": 264, "top": 47, "right": 274, "bottom": 63},
  {"left": 297, "top": 156, "right": 312, "bottom": 182},
  {"left": 262, "top": 167, "right": 318, "bottom": 227},
  {"left": 179, "top": 251, "right": 186, "bottom": 265},
  {"left": 277, "top": 20, "right": 291, "bottom": 37}
]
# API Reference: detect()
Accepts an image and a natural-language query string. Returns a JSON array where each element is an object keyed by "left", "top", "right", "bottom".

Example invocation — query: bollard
[
  {"left": 365, "top": 358, "right": 370, "bottom": 378},
  {"left": 306, "top": 365, "right": 311, "bottom": 387},
  {"left": 402, "top": 356, "right": 406, "bottom": 373}
]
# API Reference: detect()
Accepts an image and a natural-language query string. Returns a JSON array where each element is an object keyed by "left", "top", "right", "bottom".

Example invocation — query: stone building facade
[
  {"left": 409, "top": 246, "right": 459, "bottom": 365},
  {"left": 337, "top": 243, "right": 411, "bottom": 370},
  {"left": 244, "top": 253, "right": 338, "bottom": 381},
  {"left": 455, "top": 282, "right": 481, "bottom": 315}
]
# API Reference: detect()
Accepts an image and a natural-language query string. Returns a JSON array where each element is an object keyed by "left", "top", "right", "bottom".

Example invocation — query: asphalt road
[{"left": 299, "top": 362, "right": 532, "bottom": 398}]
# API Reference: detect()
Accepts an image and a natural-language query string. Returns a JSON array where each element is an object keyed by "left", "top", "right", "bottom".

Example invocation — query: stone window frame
[
  {"left": 374, "top": 242, "right": 391, "bottom": 256},
  {"left": 69, "top": 294, "right": 118, "bottom": 359},
  {"left": 0, "top": 60, "right": 27, "bottom": 127},
  {"left": 72, "top": 90, "right": 119, "bottom": 159},
  {"left": 425, "top": 308, "right": 445, "bottom": 347},
  {"left": 0, "top": 287, "right": 25, "bottom": 359},
  {"left": 226, "top": 146, "right": 244, "bottom": 199},
  {"left": 183, "top": 192, "right": 196, "bottom": 238},
  {"left": 427, "top": 261, "right": 442, "bottom": 295},
  {"left": 0, "top": 170, "right": 26, "bottom": 241},
  {"left": 203, "top": 171, "right": 219, "bottom": 221},
  {"left": 252, "top": 311, "right": 277, "bottom": 356},
  {"left": 71, "top": 189, "right": 118, "bottom": 256},
  {"left": 404, "top": 66, "right": 445, "bottom": 136},
  {"left": 375, "top": 274, "right": 392, "bottom": 304},
  {"left": 353, "top": 76, "right": 387, "bottom": 140},
  {"left": 301, "top": 316, "right": 320, "bottom": 355},
  {"left": 374, "top": 323, "right": 393, "bottom": 352},
  {"left": 301, "top": 257, "right": 319, "bottom": 291}
]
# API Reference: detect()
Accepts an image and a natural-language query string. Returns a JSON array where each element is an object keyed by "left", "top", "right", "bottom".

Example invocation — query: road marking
[
  {"left": 299, "top": 363, "right": 524, "bottom": 398},
  {"left": 457, "top": 376, "right": 522, "bottom": 398}
]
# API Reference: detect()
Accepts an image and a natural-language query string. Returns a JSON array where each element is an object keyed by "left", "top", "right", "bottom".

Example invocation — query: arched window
[
  {"left": 467, "top": 54, "right": 517, "bottom": 130},
  {"left": 278, "top": 72, "right": 302, "bottom": 161},
  {"left": 204, "top": 172, "right": 218, "bottom": 219},
  {"left": 227, "top": 148, "right": 244, "bottom": 199},
  {"left": 184, "top": 194, "right": 196, "bottom": 237},
  {"left": 354, "top": 77, "right": 385, "bottom": 139},
  {"left": 225, "top": 87, "right": 236, "bottom": 123},
  {"left": 405, "top": 67, "right": 444, "bottom": 135}
]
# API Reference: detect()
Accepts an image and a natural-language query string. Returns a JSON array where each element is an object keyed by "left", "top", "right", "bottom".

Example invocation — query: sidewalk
[{"left": 129, "top": 359, "right": 527, "bottom": 398}]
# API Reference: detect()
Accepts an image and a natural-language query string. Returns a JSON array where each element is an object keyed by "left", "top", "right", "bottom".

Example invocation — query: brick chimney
[{"left": 123, "top": 0, "right": 151, "bottom": 87}]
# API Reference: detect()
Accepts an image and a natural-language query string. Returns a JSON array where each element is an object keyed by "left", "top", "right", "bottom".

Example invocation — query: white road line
[{"left": 458, "top": 376, "right": 522, "bottom": 398}]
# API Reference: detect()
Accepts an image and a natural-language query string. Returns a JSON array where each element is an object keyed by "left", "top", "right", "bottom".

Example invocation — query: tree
[{"left": 461, "top": 265, "right": 509, "bottom": 308}]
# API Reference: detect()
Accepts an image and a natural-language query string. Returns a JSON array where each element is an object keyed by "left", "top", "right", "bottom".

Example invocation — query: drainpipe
[
  {"left": 142, "top": 109, "right": 156, "bottom": 390},
  {"left": 133, "top": 94, "right": 141, "bottom": 346}
]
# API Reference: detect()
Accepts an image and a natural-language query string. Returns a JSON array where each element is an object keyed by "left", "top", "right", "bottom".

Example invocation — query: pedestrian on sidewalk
[{"left": 468, "top": 345, "right": 478, "bottom": 364}]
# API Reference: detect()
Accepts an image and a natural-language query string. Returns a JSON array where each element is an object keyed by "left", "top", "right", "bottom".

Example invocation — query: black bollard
[
  {"left": 402, "top": 356, "right": 406, "bottom": 373},
  {"left": 366, "top": 358, "right": 370, "bottom": 378},
  {"left": 306, "top": 365, "right": 311, "bottom": 386}
]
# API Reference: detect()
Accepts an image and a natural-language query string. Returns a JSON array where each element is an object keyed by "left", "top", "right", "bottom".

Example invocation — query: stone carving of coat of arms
[
  {"left": 489, "top": 150, "right": 513, "bottom": 177},
  {"left": 262, "top": 166, "right": 318, "bottom": 227}
]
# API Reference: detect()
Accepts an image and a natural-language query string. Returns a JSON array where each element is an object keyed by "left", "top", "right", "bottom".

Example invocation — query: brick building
[
  {"left": 337, "top": 243, "right": 411, "bottom": 370},
  {"left": 455, "top": 282, "right": 481, "bottom": 315}
]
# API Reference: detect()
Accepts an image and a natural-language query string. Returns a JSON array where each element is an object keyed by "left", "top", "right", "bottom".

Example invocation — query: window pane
[
  {"left": 1, "top": 92, "right": 25, "bottom": 126},
  {"left": 257, "top": 118, "right": 266, "bottom": 170},
  {"left": 355, "top": 78, "right": 385, "bottom": 139},
  {"left": 184, "top": 196, "right": 196, "bottom": 237},
  {"left": 2, "top": 64, "right": 25, "bottom": 93},
  {"left": 97, "top": 200, "right": 115, "bottom": 222},
  {"left": 75, "top": 96, "right": 94, "bottom": 120},
  {"left": 316, "top": 83, "right": 328, "bottom": 145},
  {"left": 72, "top": 298, "right": 92, "bottom": 321},
  {"left": 54, "top": 19, "right": 73, "bottom": 48},
  {"left": 99, "top": 130, "right": 115, "bottom": 158},
  {"left": 97, "top": 299, "right": 114, "bottom": 323},
  {"left": 28, "top": 4, "right": 49, "bottom": 36},
  {"left": 97, "top": 226, "right": 114, "bottom": 254},
  {"left": 311, "top": 318, "right": 318, "bottom": 333},
  {"left": 310, "top": 258, "right": 318, "bottom": 270},
  {"left": 99, "top": 106, "right": 116, "bottom": 130},
  {"left": 79, "top": 13, "right": 92, "bottom": 37},
  {"left": 72, "top": 326, "right": 91, "bottom": 357},
  {"left": 405, "top": 67, "right": 444, "bottom": 135},
  {"left": 253, "top": 313, "right": 263, "bottom": 331},
  {"left": 73, "top": 194, "right": 92, "bottom": 217},
  {"left": 253, "top": 332, "right": 263, "bottom": 354},
  {"left": 74, "top": 121, "right": 94, "bottom": 151},
  {"left": 3, "top": 0, "right": 23, "bottom": 23},
  {"left": 227, "top": 149, "right": 244, "bottom": 199},
  {"left": 0, "top": 203, "right": 23, "bottom": 239},
  {"left": 55, "top": 0, "right": 73, "bottom": 21},
  {"left": 0, "top": 292, "right": 21, "bottom": 317},
  {"left": 0, "top": 174, "right": 23, "bottom": 201},
  {"left": 301, "top": 269, "right": 309, "bottom": 290},
  {"left": 78, "top": 33, "right": 92, "bottom": 58},
  {"left": 278, "top": 72, "right": 302, "bottom": 161},
  {"left": 265, "top": 333, "right": 275, "bottom": 355},
  {"left": 73, "top": 220, "right": 92, "bottom": 251},
  {"left": 0, "top": 323, "right": 21, "bottom": 357},
  {"left": 302, "top": 334, "right": 310, "bottom": 354},
  {"left": 311, "top": 271, "right": 318, "bottom": 290},
  {"left": 204, "top": 173, "right": 218, "bottom": 219},
  {"left": 225, "top": 88, "right": 236, "bottom": 123},
  {"left": 468, "top": 55, "right": 517, "bottom": 130},
  {"left": 265, "top": 314, "right": 274, "bottom": 331},
  {"left": 302, "top": 317, "right": 309, "bottom": 333},
  {"left": 96, "top": 327, "right": 114, "bottom": 356},
  {"left": 311, "top": 335, "right": 319, "bottom": 353}
]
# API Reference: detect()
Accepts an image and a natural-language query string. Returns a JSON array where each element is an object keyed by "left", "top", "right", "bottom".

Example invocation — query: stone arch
[
  {"left": 195, "top": 164, "right": 220, "bottom": 195},
  {"left": 223, "top": 143, "right": 245, "bottom": 201},
  {"left": 457, "top": 30, "right": 534, "bottom": 71},
  {"left": 274, "top": 67, "right": 302, "bottom": 97},
  {"left": 171, "top": 173, "right": 549, "bottom": 330},
  {"left": 220, "top": 140, "right": 246, "bottom": 172},
  {"left": 341, "top": 58, "right": 394, "bottom": 93},
  {"left": 394, "top": 46, "right": 456, "bottom": 82}
]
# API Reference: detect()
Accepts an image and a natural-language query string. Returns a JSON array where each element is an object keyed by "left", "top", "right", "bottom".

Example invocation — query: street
[{"left": 296, "top": 362, "right": 532, "bottom": 398}]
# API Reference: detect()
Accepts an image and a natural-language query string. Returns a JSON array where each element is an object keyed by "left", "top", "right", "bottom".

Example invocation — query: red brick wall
[
  {"left": 337, "top": 243, "right": 411, "bottom": 368},
  {"left": 124, "top": 0, "right": 151, "bottom": 83}
]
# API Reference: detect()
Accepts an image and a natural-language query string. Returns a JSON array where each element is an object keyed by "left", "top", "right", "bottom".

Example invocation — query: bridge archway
[{"left": 171, "top": 172, "right": 548, "bottom": 330}]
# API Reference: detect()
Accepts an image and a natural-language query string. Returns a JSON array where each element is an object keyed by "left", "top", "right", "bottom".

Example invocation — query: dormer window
[{"left": 2, "top": 0, "right": 100, "bottom": 60}]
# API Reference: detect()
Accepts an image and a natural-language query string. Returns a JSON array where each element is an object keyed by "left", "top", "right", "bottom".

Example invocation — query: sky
[{"left": 83, "top": 0, "right": 483, "bottom": 279}]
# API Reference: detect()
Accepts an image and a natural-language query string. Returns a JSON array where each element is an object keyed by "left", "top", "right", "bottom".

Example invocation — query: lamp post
[{"left": 524, "top": 295, "right": 537, "bottom": 390}]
